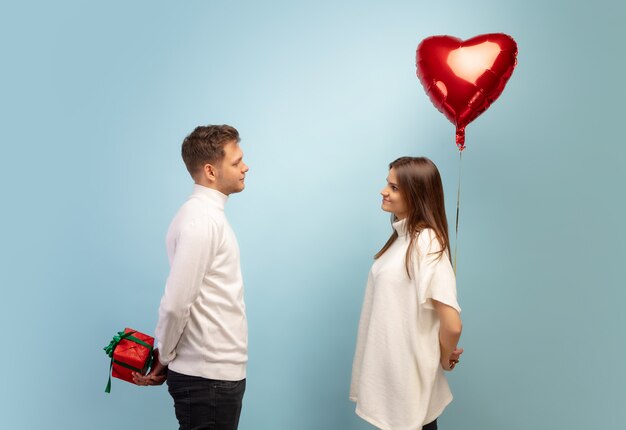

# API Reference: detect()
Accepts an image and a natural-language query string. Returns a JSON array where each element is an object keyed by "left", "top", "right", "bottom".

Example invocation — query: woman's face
[{"left": 381, "top": 167, "right": 408, "bottom": 220}]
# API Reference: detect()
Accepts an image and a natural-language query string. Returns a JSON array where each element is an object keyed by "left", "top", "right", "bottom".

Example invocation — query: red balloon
[{"left": 416, "top": 33, "right": 518, "bottom": 151}]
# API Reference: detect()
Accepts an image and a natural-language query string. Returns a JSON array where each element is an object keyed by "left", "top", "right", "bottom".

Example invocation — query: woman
[{"left": 350, "top": 157, "right": 463, "bottom": 430}]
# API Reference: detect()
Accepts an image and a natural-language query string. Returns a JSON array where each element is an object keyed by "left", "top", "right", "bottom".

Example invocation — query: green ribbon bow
[{"left": 103, "top": 330, "right": 153, "bottom": 393}]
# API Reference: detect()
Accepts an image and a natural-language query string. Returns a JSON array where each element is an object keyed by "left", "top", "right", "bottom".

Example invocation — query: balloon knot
[{"left": 456, "top": 127, "right": 466, "bottom": 151}]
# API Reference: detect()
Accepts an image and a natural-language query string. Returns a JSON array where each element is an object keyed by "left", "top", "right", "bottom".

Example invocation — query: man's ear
[{"left": 202, "top": 163, "right": 217, "bottom": 183}]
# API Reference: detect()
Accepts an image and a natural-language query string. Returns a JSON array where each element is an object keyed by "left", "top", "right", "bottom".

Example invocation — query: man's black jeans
[{"left": 167, "top": 369, "right": 246, "bottom": 430}]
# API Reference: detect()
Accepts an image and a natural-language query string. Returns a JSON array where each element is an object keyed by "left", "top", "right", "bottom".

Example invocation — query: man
[{"left": 133, "top": 125, "right": 249, "bottom": 430}]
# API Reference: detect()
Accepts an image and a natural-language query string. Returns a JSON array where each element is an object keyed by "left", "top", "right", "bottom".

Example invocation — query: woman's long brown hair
[{"left": 374, "top": 157, "right": 450, "bottom": 278}]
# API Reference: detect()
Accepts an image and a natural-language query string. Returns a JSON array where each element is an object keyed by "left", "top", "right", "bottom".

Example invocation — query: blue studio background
[{"left": 1, "top": 0, "right": 624, "bottom": 429}]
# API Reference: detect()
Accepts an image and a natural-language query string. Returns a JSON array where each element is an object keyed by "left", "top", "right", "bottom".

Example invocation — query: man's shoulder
[
  {"left": 178, "top": 196, "right": 225, "bottom": 217},
  {"left": 170, "top": 198, "right": 225, "bottom": 232}
]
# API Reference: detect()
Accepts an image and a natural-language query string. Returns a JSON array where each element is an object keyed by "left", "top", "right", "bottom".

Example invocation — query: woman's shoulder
[{"left": 415, "top": 228, "right": 444, "bottom": 253}]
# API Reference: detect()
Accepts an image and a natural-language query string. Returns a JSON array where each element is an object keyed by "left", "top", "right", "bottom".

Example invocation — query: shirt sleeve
[
  {"left": 155, "top": 217, "right": 220, "bottom": 365},
  {"left": 413, "top": 229, "right": 461, "bottom": 313}
]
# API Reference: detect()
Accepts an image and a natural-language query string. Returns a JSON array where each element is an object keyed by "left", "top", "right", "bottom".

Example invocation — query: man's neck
[{"left": 194, "top": 180, "right": 227, "bottom": 196}]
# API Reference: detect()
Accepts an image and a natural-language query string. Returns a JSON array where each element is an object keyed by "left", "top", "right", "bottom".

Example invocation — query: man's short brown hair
[{"left": 181, "top": 125, "right": 240, "bottom": 178}]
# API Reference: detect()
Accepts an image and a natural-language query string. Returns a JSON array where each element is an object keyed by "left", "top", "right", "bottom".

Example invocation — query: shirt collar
[
  {"left": 191, "top": 183, "right": 228, "bottom": 210},
  {"left": 392, "top": 218, "right": 408, "bottom": 237}
]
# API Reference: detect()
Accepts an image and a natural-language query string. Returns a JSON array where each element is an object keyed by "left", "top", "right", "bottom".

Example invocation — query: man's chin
[{"left": 231, "top": 184, "right": 245, "bottom": 194}]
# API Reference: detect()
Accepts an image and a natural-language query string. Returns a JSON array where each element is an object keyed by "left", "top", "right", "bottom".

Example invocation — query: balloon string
[{"left": 453, "top": 150, "right": 463, "bottom": 274}]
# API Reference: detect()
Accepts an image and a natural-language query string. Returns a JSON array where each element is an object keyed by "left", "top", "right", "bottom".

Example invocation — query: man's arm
[
  {"left": 134, "top": 219, "right": 218, "bottom": 387},
  {"left": 155, "top": 218, "right": 218, "bottom": 366}
]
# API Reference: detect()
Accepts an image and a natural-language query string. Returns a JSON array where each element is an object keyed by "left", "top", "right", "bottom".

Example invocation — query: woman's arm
[{"left": 432, "top": 299, "right": 463, "bottom": 370}]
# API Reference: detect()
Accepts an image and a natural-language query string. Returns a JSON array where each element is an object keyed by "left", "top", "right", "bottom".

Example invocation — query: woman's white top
[{"left": 350, "top": 219, "right": 461, "bottom": 430}]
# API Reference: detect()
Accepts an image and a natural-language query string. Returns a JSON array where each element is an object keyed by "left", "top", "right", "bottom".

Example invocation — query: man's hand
[
  {"left": 133, "top": 348, "right": 167, "bottom": 386},
  {"left": 441, "top": 347, "right": 464, "bottom": 371}
]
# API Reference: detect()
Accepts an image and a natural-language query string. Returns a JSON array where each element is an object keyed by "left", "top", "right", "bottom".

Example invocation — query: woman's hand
[{"left": 441, "top": 347, "right": 464, "bottom": 371}]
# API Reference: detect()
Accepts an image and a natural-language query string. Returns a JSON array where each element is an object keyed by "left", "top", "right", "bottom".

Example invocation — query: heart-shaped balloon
[{"left": 416, "top": 33, "right": 518, "bottom": 150}]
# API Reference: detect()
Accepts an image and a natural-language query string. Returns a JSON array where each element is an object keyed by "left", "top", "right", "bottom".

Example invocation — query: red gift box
[{"left": 104, "top": 328, "right": 154, "bottom": 393}]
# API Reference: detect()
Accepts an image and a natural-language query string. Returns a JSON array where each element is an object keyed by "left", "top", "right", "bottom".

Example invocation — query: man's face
[{"left": 213, "top": 140, "right": 248, "bottom": 195}]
